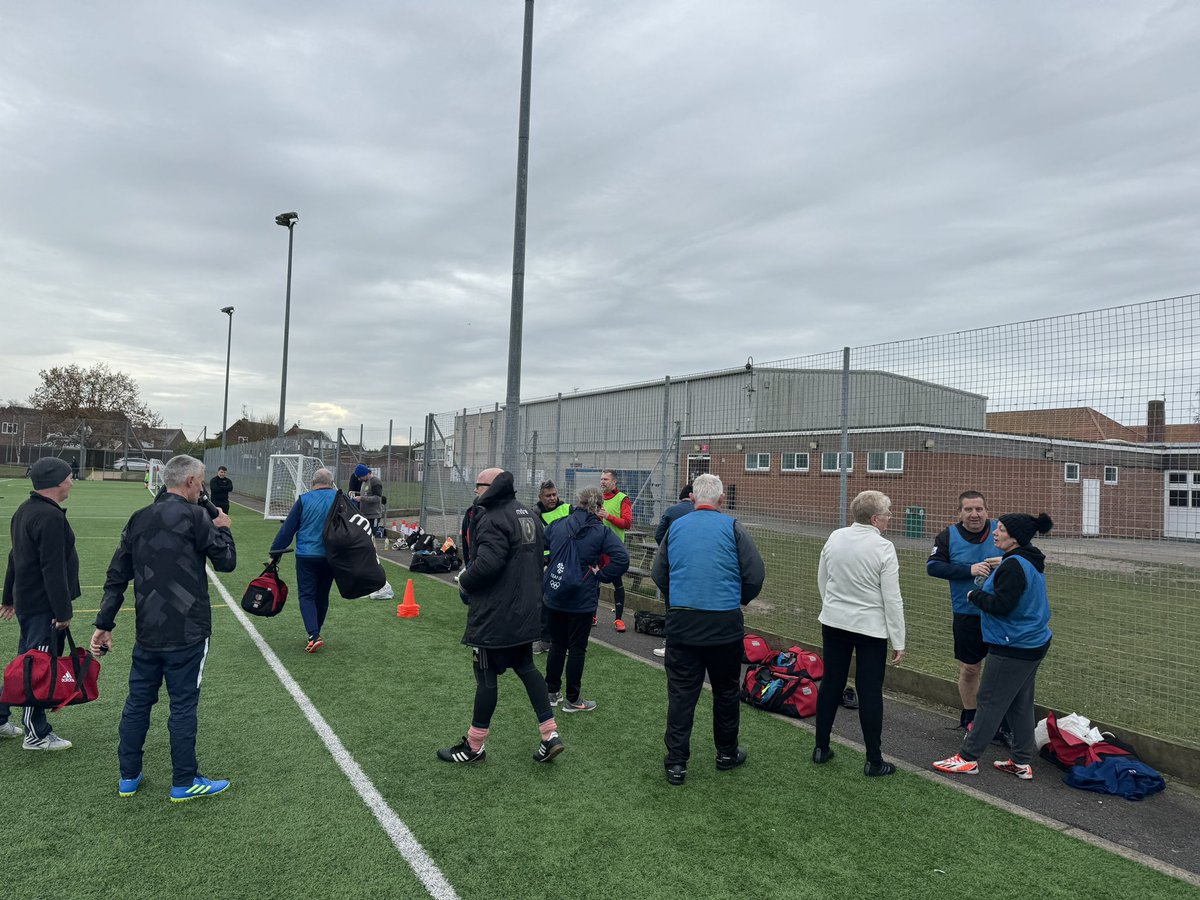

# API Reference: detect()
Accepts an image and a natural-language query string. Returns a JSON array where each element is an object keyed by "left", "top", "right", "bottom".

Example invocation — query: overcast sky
[{"left": 1, "top": 2, "right": 1197, "bottom": 444}]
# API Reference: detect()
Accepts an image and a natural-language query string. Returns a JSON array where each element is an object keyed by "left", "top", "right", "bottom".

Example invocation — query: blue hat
[{"left": 353, "top": 463, "right": 370, "bottom": 478}]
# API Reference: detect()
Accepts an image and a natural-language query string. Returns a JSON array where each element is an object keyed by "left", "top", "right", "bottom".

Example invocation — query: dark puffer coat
[{"left": 458, "top": 472, "right": 544, "bottom": 649}]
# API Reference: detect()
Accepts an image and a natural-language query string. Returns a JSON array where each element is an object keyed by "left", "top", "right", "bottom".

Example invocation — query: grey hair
[
  {"left": 163, "top": 454, "right": 204, "bottom": 488},
  {"left": 312, "top": 468, "right": 335, "bottom": 487},
  {"left": 576, "top": 485, "right": 604, "bottom": 514},
  {"left": 692, "top": 473, "right": 723, "bottom": 505},
  {"left": 851, "top": 490, "right": 891, "bottom": 524}
]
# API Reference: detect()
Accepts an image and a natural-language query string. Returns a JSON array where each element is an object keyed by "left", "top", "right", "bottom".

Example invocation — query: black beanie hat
[
  {"left": 30, "top": 457, "right": 72, "bottom": 490},
  {"left": 999, "top": 512, "right": 1053, "bottom": 546}
]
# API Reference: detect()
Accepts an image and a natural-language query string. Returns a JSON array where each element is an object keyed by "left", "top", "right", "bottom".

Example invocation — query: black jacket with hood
[{"left": 458, "top": 472, "right": 544, "bottom": 649}]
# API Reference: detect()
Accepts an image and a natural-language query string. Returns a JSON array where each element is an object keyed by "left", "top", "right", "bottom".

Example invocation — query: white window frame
[
  {"left": 1064, "top": 462, "right": 1081, "bottom": 483},
  {"left": 867, "top": 450, "right": 904, "bottom": 473},
  {"left": 821, "top": 451, "right": 853, "bottom": 473},
  {"left": 744, "top": 452, "right": 770, "bottom": 472},
  {"left": 1103, "top": 466, "right": 1119, "bottom": 485},
  {"left": 781, "top": 451, "right": 809, "bottom": 473},
  {"left": 0, "top": 422, "right": 16, "bottom": 435}
]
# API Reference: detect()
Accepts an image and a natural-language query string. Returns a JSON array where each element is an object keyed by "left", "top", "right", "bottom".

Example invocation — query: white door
[
  {"left": 1164, "top": 471, "right": 1200, "bottom": 539},
  {"left": 1081, "top": 479, "right": 1100, "bottom": 536}
]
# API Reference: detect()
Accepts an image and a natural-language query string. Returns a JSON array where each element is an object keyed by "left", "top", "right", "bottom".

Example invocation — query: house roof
[{"left": 986, "top": 408, "right": 1143, "bottom": 442}]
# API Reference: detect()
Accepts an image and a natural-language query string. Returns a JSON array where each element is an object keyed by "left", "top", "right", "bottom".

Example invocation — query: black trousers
[
  {"left": 612, "top": 577, "right": 626, "bottom": 620},
  {"left": 544, "top": 610, "right": 592, "bottom": 702},
  {"left": 471, "top": 645, "right": 554, "bottom": 728},
  {"left": 814, "top": 624, "right": 889, "bottom": 765},
  {"left": 663, "top": 639, "right": 742, "bottom": 767}
]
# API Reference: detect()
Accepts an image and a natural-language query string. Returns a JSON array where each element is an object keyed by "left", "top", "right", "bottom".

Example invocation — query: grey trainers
[
  {"left": 561, "top": 697, "right": 597, "bottom": 713},
  {"left": 547, "top": 692, "right": 562, "bottom": 706},
  {"left": 23, "top": 732, "right": 72, "bottom": 751},
  {"left": 0, "top": 722, "right": 23, "bottom": 738}
]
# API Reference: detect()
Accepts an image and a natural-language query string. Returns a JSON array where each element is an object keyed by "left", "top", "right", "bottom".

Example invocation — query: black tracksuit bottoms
[
  {"left": 663, "top": 639, "right": 742, "bottom": 767},
  {"left": 814, "top": 624, "right": 889, "bottom": 766}
]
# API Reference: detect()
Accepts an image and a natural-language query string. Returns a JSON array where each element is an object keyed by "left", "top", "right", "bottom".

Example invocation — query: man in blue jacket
[
  {"left": 651, "top": 473, "right": 764, "bottom": 786},
  {"left": 269, "top": 467, "right": 339, "bottom": 652},
  {"left": 542, "top": 486, "right": 628, "bottom": 712}
]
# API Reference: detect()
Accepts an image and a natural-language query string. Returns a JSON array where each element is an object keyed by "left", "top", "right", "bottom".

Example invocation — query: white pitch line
[{"left": 206, "top": 568, "right": 460, "bottom": 900}]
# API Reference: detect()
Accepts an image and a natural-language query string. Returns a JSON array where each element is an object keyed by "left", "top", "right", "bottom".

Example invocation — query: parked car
[{"left": 112, "top": 457, "right": 152, "bottom": 471}]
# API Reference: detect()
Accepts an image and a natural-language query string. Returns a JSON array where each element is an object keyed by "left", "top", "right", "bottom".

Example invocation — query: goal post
[
  {"left": 264, "top": 454, "right": 323, "bottom": 520},
  {"left": 146, "top": 459, "right": 166, "bottom": 495}
]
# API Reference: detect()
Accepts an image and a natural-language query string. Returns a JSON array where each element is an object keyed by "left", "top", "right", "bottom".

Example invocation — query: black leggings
[
  {"left": 471, "top": 648, "right": 554, "bottom": 728},
  {"left": 814, "top": 624, "right": 889, "bottom": 765}
]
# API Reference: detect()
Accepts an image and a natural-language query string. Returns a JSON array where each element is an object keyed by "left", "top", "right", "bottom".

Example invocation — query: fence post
[
  {"left": 336, "top": 428, "right": 345, "bottom": 488},
  {"left": 839, "top": 346, "right": 850, "bottom": 527},
  {"left": 386, "top": 418, "right": 393, "bottom": 506},
  {"left": 554, "top": 392, "right": 563, "bottom": 485},
  {"left": 489, "top": 402, "right": 499, "bottom": 464},
  {"left": 660, "top": 375, "right": 672, "bottom": 520},
  {"left": 419, "top": 413, "right": 433, "bottom": 531}
]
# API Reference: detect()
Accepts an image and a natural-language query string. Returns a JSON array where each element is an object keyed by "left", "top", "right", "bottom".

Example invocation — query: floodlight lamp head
[
  {"left": 220, "top": 306, "right": 235, "bottom": 315},
  {"left": 275, "top": 212, "right": 298, "bottom": 227}
]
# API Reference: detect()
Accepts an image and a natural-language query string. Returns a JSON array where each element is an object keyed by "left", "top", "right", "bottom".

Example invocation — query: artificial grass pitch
[{"left": 0, "top": 481, "right": 1193, "bottom": 900}]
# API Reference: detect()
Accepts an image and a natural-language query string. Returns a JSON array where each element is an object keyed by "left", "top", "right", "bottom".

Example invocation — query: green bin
[{"left": 904, "top": 506, "right": 925, "bottom": 538}]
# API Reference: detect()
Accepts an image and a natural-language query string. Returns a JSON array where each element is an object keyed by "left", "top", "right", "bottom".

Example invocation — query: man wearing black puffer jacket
[{"left": 438, "top": 468, "right": 564, "bottom": 766}]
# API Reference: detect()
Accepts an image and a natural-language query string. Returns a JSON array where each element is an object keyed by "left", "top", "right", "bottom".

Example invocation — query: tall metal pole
[
  {"left": 503, "top": 0, "right": 535, "bottom": 476},
  {"left": 220, "top": 306, "right": 234, "bottom": 467},
  {"left": 839, "top": 346, "right": 851, "bottom": 527},
  {"left": 275, "top": 212, "right": 298, "bottom": 439}
]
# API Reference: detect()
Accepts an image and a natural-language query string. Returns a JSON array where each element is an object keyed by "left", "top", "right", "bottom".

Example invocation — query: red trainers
[
  {"left": 305, "top": 636, "right": 324, "bottom": 653},
  {"left": 993, "top": 759, "right": 1033, "bottom": 780},
  {"left": 932, "top": 753, "right": 978, "bottom": 775},
  {"left": 613, "top": 619, "right": 626, "bottom": 633}
]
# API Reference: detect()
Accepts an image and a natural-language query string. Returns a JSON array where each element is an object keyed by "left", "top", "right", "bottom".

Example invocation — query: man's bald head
[{"left": 474, "top": 467, "right": 503, "bottom": 497}]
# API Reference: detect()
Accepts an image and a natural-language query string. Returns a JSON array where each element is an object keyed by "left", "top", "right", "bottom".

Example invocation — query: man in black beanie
[{"left": 0, "top": 457, "right": 80, "bottom": 750}]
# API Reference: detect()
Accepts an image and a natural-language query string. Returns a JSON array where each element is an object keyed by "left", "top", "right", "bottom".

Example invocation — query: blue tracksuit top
[
  {"left": 271, "top": 488, "right": 339, "bottom": 558},
  {"left": 948, "top": 520, "right": 1000, "bottom": 616},
  {"left": 664, "top": 508, "right": 741, "bottom": 611},
  {"left": 979, "top": 555, "right": 1052, "bottom": 648}
]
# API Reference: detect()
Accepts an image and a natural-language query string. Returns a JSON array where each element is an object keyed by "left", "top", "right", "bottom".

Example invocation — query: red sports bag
[
  {"left": 743, "top": 634, "right": 774, "bottom": 665},
  {"left": 768, "top": 646, "right": 825, "bottom": 681},
  {"left": 242, "top": 561, "right": 289, "bottom": 617},
  {"left": 1, "top": 630, "right": 100, "bottom": 710},
  {"left": 740, "top": 665, "right": 818, "bottom": 718}
]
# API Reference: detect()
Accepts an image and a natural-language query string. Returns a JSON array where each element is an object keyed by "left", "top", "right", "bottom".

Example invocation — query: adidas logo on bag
[{"left": 61, "top": 672, "right": 75, "bottom": 684}]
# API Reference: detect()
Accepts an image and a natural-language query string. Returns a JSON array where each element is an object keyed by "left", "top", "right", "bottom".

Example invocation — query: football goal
[
  {"left": 264, "top": 454, "right": 324, "bottom": 520},
  {"left": 146, "top": 459, "right": 166, "bottom": 495}
]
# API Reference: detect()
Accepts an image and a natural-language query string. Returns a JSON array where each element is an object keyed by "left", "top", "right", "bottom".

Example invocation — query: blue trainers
[
  {"left": 118, "top": 772, "right": 145, "bottom": 797},
  {"left": 169, "top": 776, "right": 230, "bottom": 803}
]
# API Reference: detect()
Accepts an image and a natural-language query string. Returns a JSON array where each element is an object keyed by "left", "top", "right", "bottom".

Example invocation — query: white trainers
[
  {"left": 652, "top": 645, "right": 667, "bottom": 658},
  {"left": 23, "top": 731, "right": 73, "bottom": 751},
  {"left": 0, "top": 722, "right": 23, "bottom": 738}
]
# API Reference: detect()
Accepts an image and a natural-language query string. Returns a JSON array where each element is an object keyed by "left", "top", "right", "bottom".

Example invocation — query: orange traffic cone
[{"left": 397, "top": 578, "right": 420, "bottom": 618}]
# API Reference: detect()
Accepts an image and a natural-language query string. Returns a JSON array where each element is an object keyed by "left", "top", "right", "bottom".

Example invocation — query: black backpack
[
  {"left": 410, "top": 547, "right": 461, "bottom": 574},
  {"left": 322, "top": 490, "right": 386, "bottom": 598}
]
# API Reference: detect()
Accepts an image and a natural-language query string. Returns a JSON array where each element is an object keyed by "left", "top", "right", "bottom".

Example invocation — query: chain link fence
[{"left": 419, "top": 294, "right": 1200, "bottom": 751}]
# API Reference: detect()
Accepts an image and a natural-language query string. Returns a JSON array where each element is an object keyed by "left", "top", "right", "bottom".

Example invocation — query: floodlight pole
[
  {"left": 503, "top": 0, "right": 535, "bottom": 479},
  {"left": 220, "top": 306, "right": 234, "bottom": 467},
  {"left": 275, "top": 212, "right": 298, "bottom": 440}
]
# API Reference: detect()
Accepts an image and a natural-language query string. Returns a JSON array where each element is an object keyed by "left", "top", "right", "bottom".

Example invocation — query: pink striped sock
[
  {"left": 467, "top": 726, "right": 488, "bottom": 752},
  {"left": 539, "top": 718, "right": 558, "bottom": 740}
]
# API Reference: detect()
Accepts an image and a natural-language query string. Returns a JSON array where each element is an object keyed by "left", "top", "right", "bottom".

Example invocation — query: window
[
  {"left": 867, "top": 451, "right": 904, "bottom": 473},
  {"left": 1064, "top": 463, "right": 1080, "bottom": 483},
  {"left": 1103, "top": 466, "right": 1118, "bottom": 485},
  {"left": 0, "top": 422, "right": 16, "bottom": 435},
  {"left": 821, "top": 451, "right": 853, "bottom": 473},
  {"left": 781, "top": 452, "right": 809, "bottom": 472},
  {"left": 238, "top": 436, "right": 249, "bottom": 444},
  {"left": 1168, "top": 491, "right": 1190, "bottom": 508},
  {"left": 1167, "top": 472, "right": 1187, "bottom": 484},
  {"left": 744, "top": 452, "right": 770, "bottom": 472}
]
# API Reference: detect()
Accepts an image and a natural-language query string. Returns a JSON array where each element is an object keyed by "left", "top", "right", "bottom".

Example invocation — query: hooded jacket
[
  {"left": 458, "top": 472, "right": 544, "bottom": 649},
  {"left": 2, "top": 492, "right": 81, "bottom": 622},
  {"left": 968, "top": 543, "right": 1052, "bottom": 657},
  {"left": 542, "top": 507, "right": 629, "bottom": 614}
]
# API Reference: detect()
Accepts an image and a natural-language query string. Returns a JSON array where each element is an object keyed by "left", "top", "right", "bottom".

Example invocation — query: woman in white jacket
[{"left": 811, "top": 490, "right": 906, "bottom": 777}]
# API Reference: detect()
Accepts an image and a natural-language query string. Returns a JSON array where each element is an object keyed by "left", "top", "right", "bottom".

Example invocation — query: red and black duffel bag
[
  {"left": 242, "top": 560, "right": 289, "bottom": 617},
  {"left": 1, "top": 629, "right": 100, "bottom": 710}
]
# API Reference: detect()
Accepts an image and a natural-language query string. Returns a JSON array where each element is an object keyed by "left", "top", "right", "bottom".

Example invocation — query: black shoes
[
  {"left": 534, "top": 734, "right": 565, "bottom": 763},
  {"left": 665, "top": 764, "right": 687, "bottom": 786},
  {"left": 716, "top": 747, "right": 748, "bottom": 771},
  {"left": 812, "top": 746, "right": 835, "bottom": 764},
  {"left": 864, "top": 760, "right": 897, "bottom": 777},
  {"left": 437, "top": 737, "right": 486, "bottom": 764}
]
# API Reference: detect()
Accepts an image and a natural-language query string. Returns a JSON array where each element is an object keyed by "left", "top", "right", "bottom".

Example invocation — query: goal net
[
  {"left": 147, "top": 459, "right": 166, "bottom": 495},
  {"left": 264, "top": 454, "right": 323, "bottom": 520}
]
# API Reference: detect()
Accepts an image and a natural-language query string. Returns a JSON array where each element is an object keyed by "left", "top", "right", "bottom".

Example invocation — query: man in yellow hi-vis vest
[{"left": 600, "top": 470, "right": 633, "bottom": 632}]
